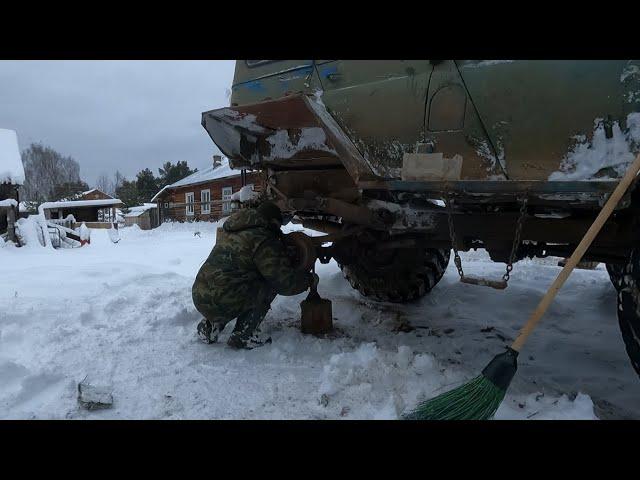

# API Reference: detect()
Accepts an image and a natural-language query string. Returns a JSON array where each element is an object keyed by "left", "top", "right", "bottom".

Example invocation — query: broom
[{"left": 404, "top": 152, "right": 640, "bottom": 420}]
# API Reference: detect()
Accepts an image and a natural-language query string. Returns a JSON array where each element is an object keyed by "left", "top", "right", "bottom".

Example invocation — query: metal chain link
[
  {"left": 502, "top": 195, "right": 529, "bottom": 283},
  {"left": 444, "top": 190, "right": 464, "bottom": 278}
]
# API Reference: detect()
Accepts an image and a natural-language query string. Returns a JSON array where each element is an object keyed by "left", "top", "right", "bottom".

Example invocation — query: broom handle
[{"left": 511, "top": 153, "right": 640, "bottom": 352}]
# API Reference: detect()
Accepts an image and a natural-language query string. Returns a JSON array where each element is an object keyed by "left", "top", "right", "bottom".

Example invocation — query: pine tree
[
  {"left": 158, "top": 161, "right": 197, "bottom": 188},
  {"left": 115, "top": 179, "right": 138, "bottom": 212},
  {"left": 135, "top": 168, "right": 159, "bottom": 203}
]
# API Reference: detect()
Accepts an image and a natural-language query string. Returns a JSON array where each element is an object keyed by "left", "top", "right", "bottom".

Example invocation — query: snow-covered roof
[
  {"left": 38, "top": 198, "right": 123, "bottom": 215},
  {"left": 81, "top": 188, "right": 113, "bottom": 198},
  {"left": 124, "top": 203, "right": 157, "bottom": 218},
  {"left": 150, "top": 158, "right": 242, "bottom": 202},
  {"left": 0, "top": 128, "right": 25, "bottom": 185},
  {"left": 0, "top": 199, "right": 18, "bottom": 208}
]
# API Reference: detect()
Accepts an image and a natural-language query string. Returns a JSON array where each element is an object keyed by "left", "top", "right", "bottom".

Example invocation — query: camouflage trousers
[{"left": 193, "top": 280, "right": 277, "bottom": 342}]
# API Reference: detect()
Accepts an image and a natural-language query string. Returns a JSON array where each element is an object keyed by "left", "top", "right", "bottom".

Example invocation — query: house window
[
  {"left": 185, "top": 192, "right": 194, "bottom": 216},
  {"left": 222, "top": 187, "right": 233, "bottom": 214},
  {"left": 201, "top": 189, "right": 211, "bottom": 214}
]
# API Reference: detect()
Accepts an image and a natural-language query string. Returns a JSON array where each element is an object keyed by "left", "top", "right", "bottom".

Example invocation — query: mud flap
[{"left": 201, "top": 94, "right": 377, "bottom": 183}]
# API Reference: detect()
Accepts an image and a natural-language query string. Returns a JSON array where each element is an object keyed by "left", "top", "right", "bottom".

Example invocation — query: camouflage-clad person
[{"left": 193, "top": 201, "right": 317, "bottom": 349}]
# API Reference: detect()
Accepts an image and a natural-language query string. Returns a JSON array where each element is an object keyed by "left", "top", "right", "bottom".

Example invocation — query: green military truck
[{"left": 202, "top": 60, "right": 640, "bottom": 377}]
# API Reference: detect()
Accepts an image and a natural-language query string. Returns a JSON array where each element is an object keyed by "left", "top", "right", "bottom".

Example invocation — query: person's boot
[
  {"left": 227, "top": 333, "right": 272, "bottom": 350},
  {"left": 197, "top": 318, "right": 220, "bottom": 344}
]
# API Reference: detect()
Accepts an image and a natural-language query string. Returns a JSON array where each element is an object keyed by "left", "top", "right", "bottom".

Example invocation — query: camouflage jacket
[{"left": 192, "top": 208, "right": 313, "bottom": 319}]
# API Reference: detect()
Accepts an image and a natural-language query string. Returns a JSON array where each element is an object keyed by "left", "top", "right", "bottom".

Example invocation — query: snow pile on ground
[
  {"left": 497, "top": 392, "right": 597, "bottom": 420},
  {"left": 108, "top": 225, "right": 120, "bottom": 243},
  {"left": 318, "top": 343, "right": 449, "bottom": 419},
  {"left": 1, "top": 221, "right": 638, "bottom": 419},
  {"left": 0, "top": 128, "right": 25, "bottom": 185},
  {"left": 14, "top": 215, "right": 52, "bottom": 248},
  {"left": 79, "top": 223, "right": 90, "bottom": 242}
]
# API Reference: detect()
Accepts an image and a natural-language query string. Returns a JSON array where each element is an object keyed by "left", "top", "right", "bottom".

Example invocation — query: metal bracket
[{"left": 317, "top": 246, "right": 333, "bottom": 264}]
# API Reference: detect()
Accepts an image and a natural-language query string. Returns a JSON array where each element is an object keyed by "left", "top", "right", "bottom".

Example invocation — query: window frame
[
  {"left": 200, "top": 189, "right": 211, "bottom": 214},
  {"left": 185, "top": 192, "right": 195, "bottom": 216},
  {"left": 221, "top": 186, "right": 233, "bottom": 214}
]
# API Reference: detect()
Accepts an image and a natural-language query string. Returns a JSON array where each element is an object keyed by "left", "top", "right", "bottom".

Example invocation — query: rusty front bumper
[{"left": 201, "top": 94, "right": 377, "bottom": 183}]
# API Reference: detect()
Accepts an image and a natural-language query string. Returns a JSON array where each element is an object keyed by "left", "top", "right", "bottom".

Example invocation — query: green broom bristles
[
  {"left": 403, "top": 374, "right": 507, "bottom": 420},
  {"left": 403, "top": 348, "right": 519, "bottom": 420}
]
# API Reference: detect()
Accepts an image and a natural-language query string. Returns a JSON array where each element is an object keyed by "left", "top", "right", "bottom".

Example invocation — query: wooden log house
[{"left": 151, "top": 155, "right": 264, "bottom": 223}]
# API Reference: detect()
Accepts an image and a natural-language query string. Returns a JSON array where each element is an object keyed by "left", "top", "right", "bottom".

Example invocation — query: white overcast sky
[{"left": 0, "top": 60, "right": 236, "bottom": 185}]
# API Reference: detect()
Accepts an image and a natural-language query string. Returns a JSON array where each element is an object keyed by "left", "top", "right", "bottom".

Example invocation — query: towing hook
[
  {"left": 316, "top": 245, "right": 333, "bottom": 264},
  {"left": 376, "top": 209, "right": 396, "bottom": 225}
]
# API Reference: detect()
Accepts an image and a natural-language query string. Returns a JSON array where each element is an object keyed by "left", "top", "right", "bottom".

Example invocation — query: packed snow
[
  {"left": 12, "top": 214, "right": 52, "bottom": 249},
  {"left": 0, "top": 128, "right": 25, "bottom": 185},
  {"left": 1, "top": 221, "right": 638, "bottom": 419}
]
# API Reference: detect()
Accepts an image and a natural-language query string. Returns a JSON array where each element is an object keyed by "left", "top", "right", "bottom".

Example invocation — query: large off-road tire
[
  {"left": 606, "top": 263, "right": 625, "bottom": 291},
  {"left": 336, "top": 244, "right": 450, "bottom": 303},
  {"left": 616, "top": 251, "right": 640, "bottom": 378}
]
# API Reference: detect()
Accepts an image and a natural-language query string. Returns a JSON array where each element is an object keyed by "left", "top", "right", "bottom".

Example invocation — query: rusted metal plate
[
  {"left": 201, "top": 94, "right": 377, "bottom": 182},
  {"left": 302, "top": 95, "right": 377, "bottom": 182},
  {"left": 272, "top": 169, "right": 359, "bottom": 203},
  {"left": 202, "top": 95, "right": 338, "bottom": 169}
]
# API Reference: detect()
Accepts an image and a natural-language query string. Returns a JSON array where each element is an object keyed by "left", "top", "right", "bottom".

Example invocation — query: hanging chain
[
  {"left": 444, "top": 190, "right": 464, "bottom": 279},
  {"left": 502, "top": 195, "right": 529, "bottom": 283}
]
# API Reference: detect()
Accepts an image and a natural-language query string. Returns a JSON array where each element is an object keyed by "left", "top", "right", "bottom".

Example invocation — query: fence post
[{"left": 6, "top": 206, "right": 16, "bottom": 243}]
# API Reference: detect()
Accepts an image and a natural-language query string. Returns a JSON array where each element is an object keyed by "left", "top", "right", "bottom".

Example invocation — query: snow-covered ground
[{"left": 1, "top": 221, "right": 638, "bottom": 419}]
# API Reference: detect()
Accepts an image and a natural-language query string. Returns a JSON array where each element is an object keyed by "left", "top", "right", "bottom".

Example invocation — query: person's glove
[{"left": 310, "top": 273, "right": 320, "bottom": 290}]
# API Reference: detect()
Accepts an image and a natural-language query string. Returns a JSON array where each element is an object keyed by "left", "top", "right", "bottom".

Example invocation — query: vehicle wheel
[
  {"left": 336, "top": 243, "right": 450, "bottom": 303},
  {"left": 606, "top": 263, "right": 625, "bottom": 291},
  {"left": 616, "top": 251, "right": 640, "bottom": 378}
]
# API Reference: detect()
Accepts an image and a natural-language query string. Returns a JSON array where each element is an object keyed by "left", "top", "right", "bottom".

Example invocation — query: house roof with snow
[
  {"left": 150, "top": 158, "right": 242, "bottom": 202},
  {"left": 124, "top": 203, "right": 157, "bottom": 218},
  {"left": 38, "top": 198, "right": 124, "bottom": 215},
  {"left": 58, "top": 188, "right": 114, "bottom": 202},
  {"left": 0, "top": 129, "right": 25, "bottom": 186}
]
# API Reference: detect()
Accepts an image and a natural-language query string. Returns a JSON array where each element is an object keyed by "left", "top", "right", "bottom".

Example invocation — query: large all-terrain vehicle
[{"left": 202, "top": 60, "right": 640, "bottom": 377}]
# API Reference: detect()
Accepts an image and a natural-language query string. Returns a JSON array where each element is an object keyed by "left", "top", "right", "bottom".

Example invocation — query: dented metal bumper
[{"left": 201, "top": 94, "right": 377, "bottom": 183}]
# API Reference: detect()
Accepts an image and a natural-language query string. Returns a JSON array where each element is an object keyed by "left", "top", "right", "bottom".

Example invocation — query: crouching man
[{"left": 192, "top": 201, "right": 317, "bottom": 349}]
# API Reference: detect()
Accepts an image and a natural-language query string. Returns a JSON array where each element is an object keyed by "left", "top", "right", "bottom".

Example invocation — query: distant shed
[
  {"left": 124, "top": 204, "right": 158, "bottom": 230},
  {"left": 39, "top": 189, "right": 123, "bottom": 229}
]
